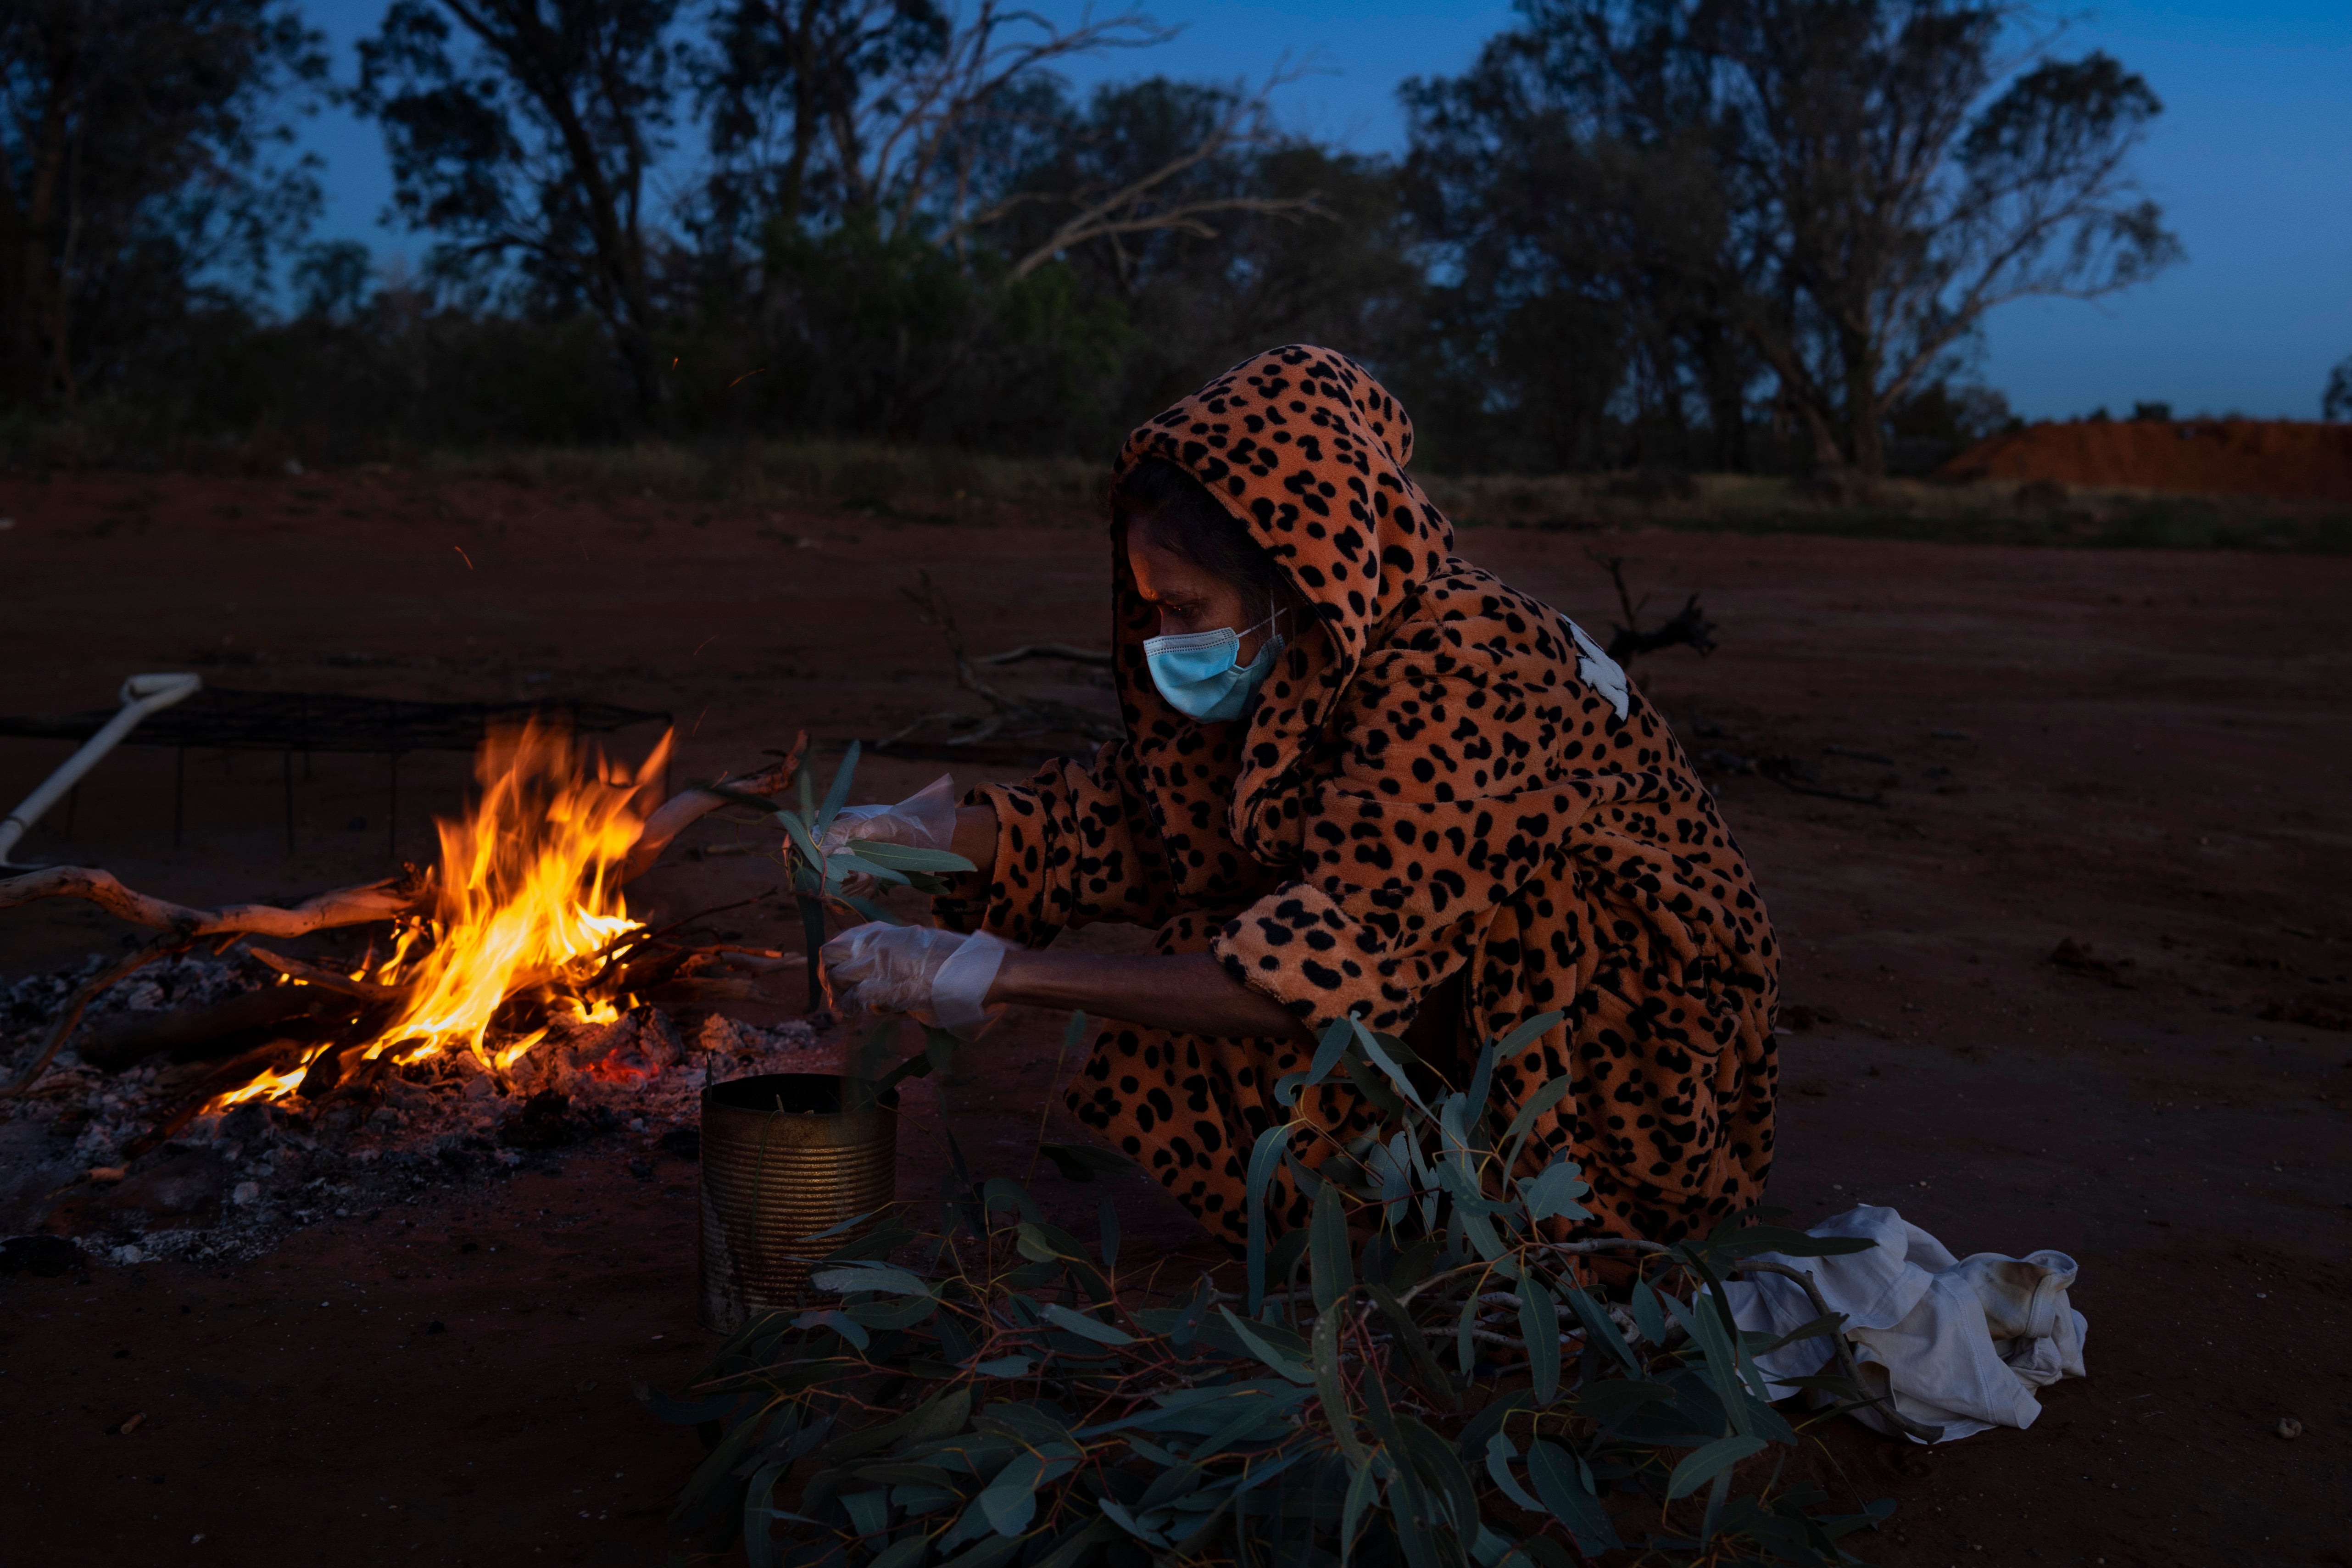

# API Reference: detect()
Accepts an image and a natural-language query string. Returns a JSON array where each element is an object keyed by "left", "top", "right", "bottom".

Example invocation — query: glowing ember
[{"left": 208, "top": 720, "right": 670, "bottom": 1110}]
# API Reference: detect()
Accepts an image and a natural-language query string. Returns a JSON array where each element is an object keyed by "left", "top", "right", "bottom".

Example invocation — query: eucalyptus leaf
[
  {"left": 1040, "top": 1302, "right": 1134, "bottom": 1345},
  {"left": 1351, "top": 1019, "right": 1432, "bottom": 1116},
  {"left": 1666, "top": 1433, "right": 1767, "bottom": 1499},
  {"left": 1526, "top": 1439, "right": 1621, "bottom": 1554},
  {"left": 1312, "top": 1306, "right": 1369, "bottom": 1468},
  {"left": 849, "top": 839, "right": 977, "bottom": 873},
  {"left": 868, "top": 1539, "right": 931, "bottom": 1568},
  {"left": 1217, "top": 1305, "right": 1316, "bottom": 1385},
  {"left": 1483, "top": 1433, "right": 1543, "bottom": 1512},
  {"left": 1516, "top": 1270, "right": 1561, "bottom": 1406},
  {"left": 808, "top": 1264, "right": 931, "bottom": 1299},
  {"left": 1491, "top": 1008, "right": 1566, "bottom": 1063},
  {"left": 1309, "top": 1177, "right": 1353, "bottom": 1314},
  {"left": 1277, "top": 1015, "right": 1357, "bottom": 1108},
  {"left": 977, "top": 1451, "right": 1048, "bottom": 1536},
  {"left": 789, "top": 1308, "right": 869, "bottom": 1351},
  {"left": 1243, "top": 1121, "right": 1294, "bottom": 1314},
  {"left": 1519, "top": 1159, "right": 1591, "bottom": 1224},
  {"left": 816, "top": 741, "right": 859, "bottom": 836},
  {"left": 1630, "top": 1277, "right": 1669, "bottom": 1345},
  {"left": 1338, "top": 1460, "right": 1377, "bottom": 1568}
]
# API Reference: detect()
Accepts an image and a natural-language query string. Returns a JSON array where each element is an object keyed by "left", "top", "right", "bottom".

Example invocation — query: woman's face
[{"left": 1126, "top": 520, "right": 1282, "bottom": 662}]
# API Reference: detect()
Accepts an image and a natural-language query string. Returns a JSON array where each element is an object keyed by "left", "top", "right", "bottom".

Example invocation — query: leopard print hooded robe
[{"left": 940, "top": 345, "right": 1777, "bottom": 1251}]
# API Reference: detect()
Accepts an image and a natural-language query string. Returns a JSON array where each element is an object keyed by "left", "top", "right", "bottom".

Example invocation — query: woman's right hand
[
  {"left": 820, "top": 774, "right": 957, "bottom": 856},
  {"left": 820, "top": 921, "right": 1008, "bottom": 1038}
]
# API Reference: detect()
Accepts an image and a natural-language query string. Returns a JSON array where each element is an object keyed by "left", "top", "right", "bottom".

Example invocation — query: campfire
[
  {"left": 209, "top": 720, "right": 670, "bottom": 1111},
  {"left": 0, "top": 721, "right": 834, "bottom": 1263}
]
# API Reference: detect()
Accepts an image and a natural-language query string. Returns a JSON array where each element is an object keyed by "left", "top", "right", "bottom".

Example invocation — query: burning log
[
  {"left": 79, "top": 984, "right": 346, "bottom": 1072},
  {"left": 117, "top": 1037, "right": 318, "bottom": 1164}
]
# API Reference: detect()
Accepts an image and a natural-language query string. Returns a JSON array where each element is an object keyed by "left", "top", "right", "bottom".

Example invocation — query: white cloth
[
  {"left": 1718, "top": 1205, "right": 2088, "bottom": 1443},
  {"left": 819, "top": 921, "right": 1007, "bottom": 1039},
  {"left": 1566, "top": 620, "right": 1630, "bottom": 720}
]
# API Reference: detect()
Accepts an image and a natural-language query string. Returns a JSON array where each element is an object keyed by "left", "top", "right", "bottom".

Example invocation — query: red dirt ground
[
  {"left": 1, "top": 466, "right": 2346, "bottom": 1566},
  {"left": 1944, "top": 416, "right": 2352, "bottom": 502}
]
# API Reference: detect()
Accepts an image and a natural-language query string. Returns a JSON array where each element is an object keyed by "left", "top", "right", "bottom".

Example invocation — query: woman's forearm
[
  {"left": 950, "top": 802, "right": 998, "bottom": 883},
  {"left": 986, "top": 948, "right": 1313, "bottom": 1043}
]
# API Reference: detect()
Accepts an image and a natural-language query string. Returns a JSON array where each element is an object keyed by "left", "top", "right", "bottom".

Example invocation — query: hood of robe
[{"left": 1108, "top": 344, "right": 1455, "bottom": 863}]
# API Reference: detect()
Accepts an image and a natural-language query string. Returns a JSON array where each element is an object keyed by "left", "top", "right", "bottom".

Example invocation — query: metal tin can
[{"left": 698, "top": 1073, "right": 897, "bottom": 1332}]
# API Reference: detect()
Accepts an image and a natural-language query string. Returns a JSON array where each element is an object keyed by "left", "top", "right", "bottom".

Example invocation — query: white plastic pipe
[{"left": 0, "top": 673, "right": 202, "bottom": 868}]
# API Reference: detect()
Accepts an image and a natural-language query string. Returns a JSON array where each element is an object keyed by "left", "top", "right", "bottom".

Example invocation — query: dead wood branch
[
  {"left": 882, "top": 572, "right": 1121, "bottom": 749},
  {"left": 1699, "top": 749, "right": 1886, "bottom": 807},
  {"left": 621, "top": 732, "right": 809, "bottom": 882},
  {"left": 1586, "top": 550, "right": 1717, "bottom": 662},
  {"left": 0, "top": 866, "right": 428, "bottom": 939},
  {"left": 977, "top": 642, "right": 1114, "bottom": 668}
]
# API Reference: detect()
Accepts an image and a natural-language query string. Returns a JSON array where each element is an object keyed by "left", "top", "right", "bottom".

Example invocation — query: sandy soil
[{"left": 1, "top": 465, "right": 2346, "bottom": 1566}]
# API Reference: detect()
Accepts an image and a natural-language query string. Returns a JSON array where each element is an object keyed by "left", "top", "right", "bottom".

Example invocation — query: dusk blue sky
[{"left": 291, "top": 1, "right": 2352, "bottom": 422}]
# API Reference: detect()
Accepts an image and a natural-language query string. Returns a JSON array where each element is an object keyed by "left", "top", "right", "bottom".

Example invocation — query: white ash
[{"left": 1, "top": 952, "right": 268, "bottom": 1039}]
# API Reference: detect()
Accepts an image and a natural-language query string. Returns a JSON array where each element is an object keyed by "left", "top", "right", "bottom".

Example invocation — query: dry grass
[{"left": 424, "top": 437, "right": 1106, "bottom": 521}]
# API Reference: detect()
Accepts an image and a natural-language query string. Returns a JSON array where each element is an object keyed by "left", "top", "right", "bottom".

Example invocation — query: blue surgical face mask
[{"left": 1144, "top": 613, "right": 1286, "bottom": 721}]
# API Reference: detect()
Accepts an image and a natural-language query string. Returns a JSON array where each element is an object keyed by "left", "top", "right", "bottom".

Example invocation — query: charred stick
[
  {"left": 118, "top": 1038, "right": 317, "bottom": 1162},
  {"left": 245, "top": 948, "right": 407, "bottom": 1003}
]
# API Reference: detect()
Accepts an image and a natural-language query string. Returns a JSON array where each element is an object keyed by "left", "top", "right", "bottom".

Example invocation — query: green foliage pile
[{"left": 647, "top": 1010, "right": 1899, "bottom": 1566}]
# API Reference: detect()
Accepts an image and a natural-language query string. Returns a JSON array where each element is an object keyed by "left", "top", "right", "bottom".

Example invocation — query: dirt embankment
[{"left": 1945, "top": 417, "right": 2352, "bottom": 502}]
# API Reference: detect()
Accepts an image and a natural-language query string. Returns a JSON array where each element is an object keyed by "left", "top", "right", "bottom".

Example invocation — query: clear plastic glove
[
  {"left": 819, "top": 775, "right": 958, "bottom": 897},
  {"left": 821, "top": 774, "right": 957, "bottom": 855},
  {"left": 819, "top": 921, "right": 1008, "bottom": 1039}
]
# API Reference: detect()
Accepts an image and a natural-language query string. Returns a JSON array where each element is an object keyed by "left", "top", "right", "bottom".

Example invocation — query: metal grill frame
[{"left": 0, "top": 687, "right": 671, "bottom": 857}]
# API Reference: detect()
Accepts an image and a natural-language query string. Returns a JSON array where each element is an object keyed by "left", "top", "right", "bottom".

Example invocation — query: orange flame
[{"left": 210, "top": 720, "right": 670, "bottom": 1111}]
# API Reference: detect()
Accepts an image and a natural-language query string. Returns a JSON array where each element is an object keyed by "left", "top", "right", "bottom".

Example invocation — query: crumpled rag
[{"left": 1718, "top": 1205, "right": 2087, "bottom": 1442}]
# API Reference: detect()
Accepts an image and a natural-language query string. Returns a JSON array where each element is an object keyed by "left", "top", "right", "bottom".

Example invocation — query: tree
[
  {"left": 0, "top": 0, "right": 325, "bottom": 410},
  {"left": 692, "top": 3, "right": 1325, "bottom": 439},
  {"left": 2325, "top": 356, "right": 2352, "bottom": 422},
  {"left": 355, "top": 0, "right": 687, "bottom": 422},
  {"left": 1704, "top": 1, "right": 2181, "bottom": 472},
  {"left": 1404, "top": 0, "right": 2181, "bottom": 475},
  {"left": 1403, "top": 3, "right": 1775, "bottom": 472}
]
